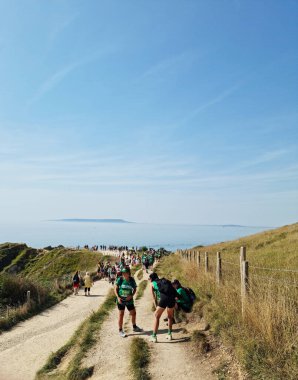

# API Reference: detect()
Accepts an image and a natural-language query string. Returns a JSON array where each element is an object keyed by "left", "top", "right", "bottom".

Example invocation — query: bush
[{"left": 0, "top": 274, "right": 48, "bottom": 306}]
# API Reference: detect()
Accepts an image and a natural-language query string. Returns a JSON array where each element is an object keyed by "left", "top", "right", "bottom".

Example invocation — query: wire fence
[{"left": 177, "top": 247, "right": 298, "bottom": 316}]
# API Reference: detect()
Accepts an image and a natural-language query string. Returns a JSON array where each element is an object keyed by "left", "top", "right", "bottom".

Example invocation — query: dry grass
[
  {"left": 0, "top": 274, "right": 70, "bottom": 333},
  {"left": 136, "top": 280, "right": 148, "bottom": 300},
  {"left": 130, "top": 337, "right": 150, "bottom": 380},
  {"left": 156, "top": 223, "right": 298, "bottom": 380}
]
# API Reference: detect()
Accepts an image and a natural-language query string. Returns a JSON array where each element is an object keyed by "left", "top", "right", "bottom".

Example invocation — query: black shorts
[
  {"left": 158, "top": 294, "right": 175, "bottom": 309},
  {"left": 117, "top": 302, "right": 135, "bottom": 311}
]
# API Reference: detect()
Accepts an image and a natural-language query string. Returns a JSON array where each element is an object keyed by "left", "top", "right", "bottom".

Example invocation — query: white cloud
[{"left": 179, "top": 82, "right": 243, "bottom": 125}]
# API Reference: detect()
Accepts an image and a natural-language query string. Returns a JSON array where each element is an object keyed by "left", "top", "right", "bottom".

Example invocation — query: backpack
[
  {"left": 157, "top": 278, "right": 177, "bottom": 298},
  {"left": 183, "top": 287, "right": 196, "bottom": 304}
]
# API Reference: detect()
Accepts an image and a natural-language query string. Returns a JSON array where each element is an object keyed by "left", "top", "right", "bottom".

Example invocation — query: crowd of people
[{"left": 71, "top": 247, "right": 193, "bottom": 342}]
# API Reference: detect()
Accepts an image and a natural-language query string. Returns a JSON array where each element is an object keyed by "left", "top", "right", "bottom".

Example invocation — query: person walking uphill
[
  {"left": 73, "top": 271, "right": 80, "bottom": 295},
  {"left": 114, "top": 267, "right": 142, "bottom": 338},
  {"left": 84, "top": 272, "right": 93, "bottom": 296}
]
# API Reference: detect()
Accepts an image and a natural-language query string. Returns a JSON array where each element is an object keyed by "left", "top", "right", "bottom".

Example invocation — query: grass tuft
[
  {"left": 191, "top": 330, "right": 211, "bottom": 353},
  {"left": 137, "top": 269, "right": 144, "bottom": 281},
  {"left": 130, "top": 337, "right": 151, "bottom": 380},
  {"left": 136, "top": 280, "right": 148, "bottom": 300}
]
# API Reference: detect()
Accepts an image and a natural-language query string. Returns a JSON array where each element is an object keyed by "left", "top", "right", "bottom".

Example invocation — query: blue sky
[{"left": 0, "top": 0, "right": 297, "bottom": 226}]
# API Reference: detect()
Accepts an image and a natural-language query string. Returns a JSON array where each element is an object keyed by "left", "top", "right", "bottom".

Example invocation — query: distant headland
[{"left": 52, "top": 219, "right": 133, "bottom": 224}]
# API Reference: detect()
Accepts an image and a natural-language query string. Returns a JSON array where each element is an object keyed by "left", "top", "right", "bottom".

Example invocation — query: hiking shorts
[
  {"left": 117, "top": 302, "right": 135, "bottom": 311},
  {"left": 158, "top": 294, "right": 175, "bottom": 309}
]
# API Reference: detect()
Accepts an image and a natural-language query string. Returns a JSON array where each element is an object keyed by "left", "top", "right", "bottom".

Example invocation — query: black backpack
[
  {"left": 183, "top": 287, "right": 196, "bottom": 304},
  {"left": 157, "top": 278, "right": 177, "bottom": 298}
]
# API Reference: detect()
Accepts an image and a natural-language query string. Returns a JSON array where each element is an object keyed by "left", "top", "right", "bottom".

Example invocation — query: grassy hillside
[
  {"left": 156, "top": 223, "right": 298, "bottom": 380},
  {"left": 0, "top": 243, "right": 36, "bottom": 273},
  {"left": 0, "top": 243, "right": 112, "bottom": 332},
  {"left": 194, "top": 222, "right": 298, "bottom": 270}
]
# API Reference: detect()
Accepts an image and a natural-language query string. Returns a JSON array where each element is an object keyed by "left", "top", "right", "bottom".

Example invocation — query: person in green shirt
[
  {"left": 114, "top": 267, "right": 142, "bottom": 338},
  {"left": 149, "top": 272, "right": 177, "bottom": 342},
  {"left": 149, "top": 272, "right": 160, "bottom": 308},
  {"left": 148, "top": 254, "right": 154, "bottom": 269},
  {"left": 172, "top": 279, "right": 192, "bottom": 313}
]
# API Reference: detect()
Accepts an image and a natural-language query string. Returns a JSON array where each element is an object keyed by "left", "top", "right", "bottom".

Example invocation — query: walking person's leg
[
  {"left": 150, "top": 307, "right": 164, "bottom": 342},
  {"left": 129, "top": 306, "right": 142, "bottom": 332},
  {"left": 166, "top": 307, "right": 175, "bottom": 340},
  {"left": 118, "top": 306, "right": 127, "bottom": 337}
]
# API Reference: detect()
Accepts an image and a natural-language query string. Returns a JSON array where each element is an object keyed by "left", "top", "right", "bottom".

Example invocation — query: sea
[{"left": 0, "top": 221, "right": 272, "bottom": 251}]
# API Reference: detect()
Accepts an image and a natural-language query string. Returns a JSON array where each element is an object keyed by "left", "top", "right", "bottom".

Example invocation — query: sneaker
[
  {"left": 166, "top": 333, "right": 172, "bottom": 341},
  {"left": 133, "top": 326, "right": 143, "bottom": 332},
  {"left": 149, "top": 334, "right": 157, "bottom": 343},
  {"left": 119, "top": 330, "right": 127, "bottom": 338}
]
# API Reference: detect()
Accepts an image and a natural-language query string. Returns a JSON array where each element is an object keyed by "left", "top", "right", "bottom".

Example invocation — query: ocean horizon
[{"left": 0, "top": 221, "right": 272, "bottom": 251}]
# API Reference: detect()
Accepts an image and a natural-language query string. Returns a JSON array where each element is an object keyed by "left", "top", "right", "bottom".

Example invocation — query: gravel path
[
  {"left": 84, "top": 270, "right": 215, "bottom": 380},
  {"left": 0, "top": 280, "right": 111, "bottom": 380}
]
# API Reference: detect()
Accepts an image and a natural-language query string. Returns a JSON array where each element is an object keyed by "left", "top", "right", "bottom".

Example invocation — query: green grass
[
  {"left": 136, "top": 280, "right": 148, "bottom": 300},
  {"left": 38, "top": 342, "right": 73, "bottom": 374},
  {"left": 0, "top": 243, "right": 116, "bottom": 332},
  {"left": 130, "top": 337, "right": 151, "bottom": 380},
  {"left": 22, "top": 248, "right": 104, "bottom": 284}
]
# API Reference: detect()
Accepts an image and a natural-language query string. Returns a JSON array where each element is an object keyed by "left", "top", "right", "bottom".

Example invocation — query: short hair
[{"left": 149, "top": 272, "right": 159, "bottom": 281}]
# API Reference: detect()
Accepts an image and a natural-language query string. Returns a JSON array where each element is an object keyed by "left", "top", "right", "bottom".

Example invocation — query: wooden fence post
[
  {"left": 27, "top": 291, "right": 31, "bottom": 304},
  {"left": 197, "top": 251, "right": 201, "bottom": 267},
  {"left": 241, "top": 260, "right": 249, "bottom": 316},
  {"left": 216, "top": 252, "right": 222, "bottom": 284},
  {"left": 205, "top": 252, "right": 209, "bottom": 273},
  {"left": 240, "top": 246, "right": 246, "bottom": 280}
]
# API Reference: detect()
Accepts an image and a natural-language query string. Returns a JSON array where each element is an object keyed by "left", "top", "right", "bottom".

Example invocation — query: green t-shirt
[
  {"left": 152, "top": 280, "right": 160, "bottom": 301},
  {"left": 177, "top": 287, "right": 191, "bottom": 307},
  {"left": 116, "top": 277, "right": 137, "bottom": 305}
]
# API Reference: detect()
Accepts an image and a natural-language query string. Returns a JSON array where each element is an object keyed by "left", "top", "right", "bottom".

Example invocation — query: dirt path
[
  {"left": 0, "top": 280, "right": 111, "bottom": 380},
  {"left": 83, "top": 270, "right": 215, "bottom": 380}
]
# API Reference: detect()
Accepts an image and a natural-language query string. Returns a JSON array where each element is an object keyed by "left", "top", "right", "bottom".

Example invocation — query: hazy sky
[{"left": 0, "top": 0, "right": 297, "bottom": 226}]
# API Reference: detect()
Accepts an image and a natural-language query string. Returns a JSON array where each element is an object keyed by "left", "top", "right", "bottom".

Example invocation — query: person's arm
[{"left": 114, "top": 284, "right": 122, "bottom": 303}]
